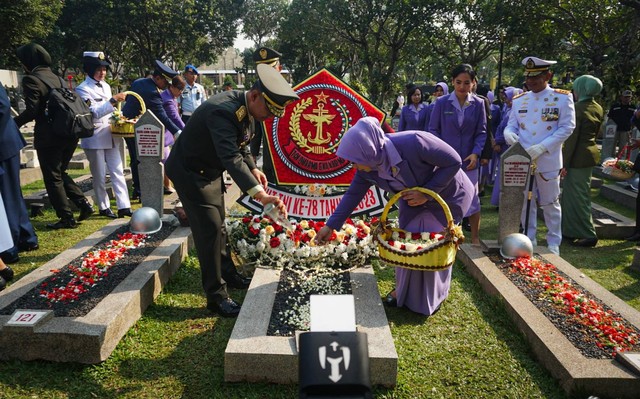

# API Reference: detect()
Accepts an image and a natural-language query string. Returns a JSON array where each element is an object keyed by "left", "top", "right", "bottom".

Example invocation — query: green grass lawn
[{"left": 1, "top": 179, "right": 639, "bottom": 398}]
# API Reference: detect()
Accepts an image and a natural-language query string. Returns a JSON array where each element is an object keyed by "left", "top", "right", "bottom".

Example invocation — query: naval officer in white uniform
[
  {"left": 504, "top": 56, "right": 576, "bottom": 255},
  {"left": 75, "top": 51, "right": 132, "bottom": 218}
]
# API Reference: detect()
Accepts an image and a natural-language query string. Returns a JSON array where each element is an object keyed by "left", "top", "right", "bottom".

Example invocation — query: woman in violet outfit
[
  {"left": 490, "top": 87, "right": 522, "bottom": 207},
  {"left": 314, "top": 117, "right": 473, "bottom": 316},
  {"left": 160, "top": 75, "right": 186, "bottom": 193},
  {"left": 397, "top": 85, "right": 428, "bottom": 131},
  {"left": 428, "top": 64, "right": 487, "bottom": 245},
  {"left": 424, "top": 82, "right": 449, "bottom": 132}
]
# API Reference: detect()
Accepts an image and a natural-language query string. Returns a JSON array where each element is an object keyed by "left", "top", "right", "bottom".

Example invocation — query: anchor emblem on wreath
[{"left": 303, "top": 102, "right": 335, "bottom": 145}]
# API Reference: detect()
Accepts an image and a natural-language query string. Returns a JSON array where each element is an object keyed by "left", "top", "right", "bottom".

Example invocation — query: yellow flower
[
  {"left": 265, "top": 225, "right": 275, "bottom": 235},
  {"left": 299, "top": 220, "right": 309, "bottom": 229}
]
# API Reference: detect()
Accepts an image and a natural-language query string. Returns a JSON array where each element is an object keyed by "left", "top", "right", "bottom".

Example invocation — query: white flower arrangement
[
  {"left": 292, "top": 183, "right": 344, "bottom": 197},
  {"left": 226, "top": 215, "right": 378, "bottom": 271}
]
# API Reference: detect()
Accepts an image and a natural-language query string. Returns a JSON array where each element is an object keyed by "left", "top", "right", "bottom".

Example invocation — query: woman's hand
[
  {"left": 400, "top": 189, "right": 429, "bottom": 206},
  {"left": 251, "top": 168, "right": 268, "bottom": 189},
  {"left": 112, "top": 92, "right": 127, "bottom": 102},
  {"left": 464, "top": 153, "right": 478, "bottom": 170},
  {"left": 314, "top": 225, "right": 333, "bottom": 245}
]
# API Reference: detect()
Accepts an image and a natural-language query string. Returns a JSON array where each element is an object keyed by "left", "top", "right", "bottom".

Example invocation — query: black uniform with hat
[
  {"left": 165, "top": 63, "right": 298, "bottom": 317},
  {"left": 253, "top": 47, "right": 282, "bottom": 68},
  {"left": 250, "top": 47, "right": 284, "bottom": 178}
]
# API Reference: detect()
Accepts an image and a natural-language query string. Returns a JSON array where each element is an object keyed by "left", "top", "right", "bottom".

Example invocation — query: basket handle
[
  {"left": 116, "top": 91, "right": 146, "bottom": 118},
  {"left": 379, "top": 187, "right": 454, "bottom": 228}
]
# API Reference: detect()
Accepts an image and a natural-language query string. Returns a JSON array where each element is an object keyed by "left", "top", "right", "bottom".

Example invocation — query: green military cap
[
  {"left": 522, "top": 56, "right": 556, "bottom": 77},
  {"left": 253, "top": 47, "right": 282, "bottom": 67},
  {"left": 256, "top": 63, "right": 298, "bottom": 118}
]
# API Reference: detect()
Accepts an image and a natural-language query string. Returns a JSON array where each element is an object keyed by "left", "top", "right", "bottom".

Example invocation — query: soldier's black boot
[{"left": 76, "top": 198, "right": 95, "bottom": 221}]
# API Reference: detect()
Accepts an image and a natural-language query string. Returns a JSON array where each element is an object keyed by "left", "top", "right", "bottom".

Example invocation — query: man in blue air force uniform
[
  {"left": 122, "top": 60, "right": 182, "bottom": 200},
  {"left": 504, "top": 56, "right": 576, "bottom": 256}
]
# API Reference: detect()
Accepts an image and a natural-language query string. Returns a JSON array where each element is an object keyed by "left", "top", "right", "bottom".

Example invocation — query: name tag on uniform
[
  {"left": 444, "top": 111, "right": 454, "bottom": 115},
  {"left": 518, "top": 109, "right": 527, "bottom": 113}
]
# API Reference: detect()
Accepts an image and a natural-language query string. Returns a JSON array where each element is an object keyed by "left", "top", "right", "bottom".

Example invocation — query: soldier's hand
[
  {"left": 464, "top": 153, "right": 478, "bottom": 170},
  {"left": 314, "top": 226, "right": 333, "bottom": 245},
  {"left": 251, "top": 168, "right": 268, "bottom": 189},
  {"left": 504, "top": 131, "right": 519, "bottom": 146}
]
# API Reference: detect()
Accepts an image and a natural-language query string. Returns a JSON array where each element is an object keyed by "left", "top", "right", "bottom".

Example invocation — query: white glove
[
  {"left": 526, "top": 144, "right": 547, "bottom": 160},
  {"left": 504, "top": 131, "right": 519, "bottom": 146}
]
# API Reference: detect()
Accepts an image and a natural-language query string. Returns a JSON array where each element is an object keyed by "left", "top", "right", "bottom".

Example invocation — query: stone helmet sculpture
[
  {"left": 130, "top": 207, "right": 162, "bottom": 234},
  {"left": 500, "top": 233, "right": 533, "bottom": 259}
]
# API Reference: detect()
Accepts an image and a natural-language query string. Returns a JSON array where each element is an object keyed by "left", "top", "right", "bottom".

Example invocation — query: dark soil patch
[
  {"left": 267, "top": 266, "right": 352, "bottom": 337},
  {"left": 0, "top": 224, "right": 175, "bottom": 317},
  {"left": 487, "top": 253, "right": 640, "bottom": 358}
]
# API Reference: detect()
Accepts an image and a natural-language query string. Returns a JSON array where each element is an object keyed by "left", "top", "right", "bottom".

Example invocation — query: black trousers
[
  {"left": 166, "top": 158, "right": 236, "bottom": 302},
  {"left": 124, "top": 137, "right": 140, "bottom": 197},
  {"left": 37, "top": 139, "right": 86, "bottom": 220}
]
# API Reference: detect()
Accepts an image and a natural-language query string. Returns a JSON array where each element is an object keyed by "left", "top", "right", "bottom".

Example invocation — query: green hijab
[{"left": 572, "top": 75, "right": 602, "bottom": 102}]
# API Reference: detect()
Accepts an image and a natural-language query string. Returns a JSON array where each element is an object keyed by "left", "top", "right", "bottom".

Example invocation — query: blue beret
[{"left": 184, "top": 64, "right": 199, "bottom": 74}]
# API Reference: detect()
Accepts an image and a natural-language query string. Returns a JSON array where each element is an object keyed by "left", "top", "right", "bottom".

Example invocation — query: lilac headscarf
[
  {"left": 504, "top": 87, "right": 522, "bottom": 103},
  {"left": 336, "top": 117, "right": 401, "bottom": 179},
  {"left": 435, "top": 82, "right": 449, "bottom": 96}
]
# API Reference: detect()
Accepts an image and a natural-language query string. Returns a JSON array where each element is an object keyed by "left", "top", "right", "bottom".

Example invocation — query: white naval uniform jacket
[
  {"left": 75, "top": 77, "right": 118, "bottom": 149},
  {"left": 505, "top": 86, "right": 576, "bottom": 173}
]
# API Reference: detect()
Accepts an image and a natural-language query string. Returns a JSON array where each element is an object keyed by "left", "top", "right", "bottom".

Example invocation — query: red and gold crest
[{"left": 263, "top": 69, "right": 386, "bottom": 185}]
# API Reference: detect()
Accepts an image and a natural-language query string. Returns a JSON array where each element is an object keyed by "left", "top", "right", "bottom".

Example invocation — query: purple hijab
[
  {"left": 336, "top": 117, "right": 401, "bottom": 180},
  {"left": 435, "top": 82, "right": 449, "bottom": 96}
]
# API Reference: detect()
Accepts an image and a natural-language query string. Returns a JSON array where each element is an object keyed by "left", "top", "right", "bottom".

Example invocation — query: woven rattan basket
[
  {"left": 374, "top": 187, "right": 464, "bottom": 271},
  {"left": 602, "top": 145, "right": 636, "bottom": 181},
  {"left": 110, "top": 91, "right": 145, "bottom": 138}
]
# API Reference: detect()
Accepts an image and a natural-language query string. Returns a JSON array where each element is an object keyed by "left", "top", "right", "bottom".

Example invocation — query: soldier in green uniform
[{"left": 166, "top": 64, "right": 299, "bottom": 317}]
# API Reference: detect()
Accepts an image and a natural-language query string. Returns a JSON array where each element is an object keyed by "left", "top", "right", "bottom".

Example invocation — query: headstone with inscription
[
  {"left": 135, "top": 111, "right": 164, "bottom": 215},
  {"left": 498, "top": 142, "right": 532, "bottom": 243},
  {"left": 601, "top": 119, "right": 617, "bottom": 160}
]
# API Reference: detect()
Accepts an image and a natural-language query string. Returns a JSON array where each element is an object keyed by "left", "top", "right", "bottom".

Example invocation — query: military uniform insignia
[
  {"left": 98, "top": 52, "right": 105, "bottom": 60},
  {"left": 547, "top": 126, "right": 552, "bottom": 130},
  {"left": 554, "top": 88, "right": 570, "bottom": 95},
  {"left": 513, "top": 92, "right": 526, "bottom": 100},
  {"left": 541, "top": 108, "right": 559, "bottom": 122},
  {"left": 544, "top": 98, "right": 548, "bottom": 101},
  {"left": 260, "top": 48, "right": 267, "bottom": 60},
  {"left": 85, "top": 99, "right": 91, "bottom": 106},
  {"left": 235, "top": 105, "right": 247, "bottom": 122}
]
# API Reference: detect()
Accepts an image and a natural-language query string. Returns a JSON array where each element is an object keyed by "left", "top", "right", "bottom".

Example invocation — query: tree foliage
[
  {"left": 0, "top": 0, "right": 63, "bottom": 68},
  {"left": 241, "top": 0, "right": 288, "bottom": 47}
]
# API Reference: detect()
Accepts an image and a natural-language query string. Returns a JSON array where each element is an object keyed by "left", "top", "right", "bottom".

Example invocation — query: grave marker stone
[
  {"left": 498, "top": 142, "right": 531, "bottom": 243},
  {"left": 135, "top": 111, "right": 164, "bottom": 215},
  {"left": 601, "top": 119, "right": 617, "bottom": 160}
]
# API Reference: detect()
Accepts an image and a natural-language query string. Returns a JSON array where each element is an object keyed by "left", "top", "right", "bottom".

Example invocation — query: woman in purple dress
[
  {"left": 424, "top": 82, "right": 448, "bottom": 131},
  {"left": 160, "top": 75, "right": 186, "bottom": 193},
  {"left": 314, "top": 117, "right": 473, "bottom": 316},
  {"left": 428, "top": 64, "right": 487, "bottom": 245},
  {"left": 398, "top": 86, "right": 428, "bottom": 131}
]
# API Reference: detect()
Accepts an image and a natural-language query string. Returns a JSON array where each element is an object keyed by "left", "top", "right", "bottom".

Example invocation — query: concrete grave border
[
  {"left": 224, "top": 265, "right": 398, "bottom": 387},
  {"left": 459, "top": 243, "right": 640, "bottom": 399},
  {"left": 0, "top": 218, "right": 193, "bottom": 364}
]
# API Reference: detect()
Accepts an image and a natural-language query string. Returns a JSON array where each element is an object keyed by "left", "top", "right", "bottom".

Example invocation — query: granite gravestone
[
  {"left": 498, "top": 142, "right": 532, "bottom": 243},
  {"left": 601, "top": 120, "right": 617, "bottom": 161},
  {"left": 135, "top": 111, "right": 164, "bottom": 215}
]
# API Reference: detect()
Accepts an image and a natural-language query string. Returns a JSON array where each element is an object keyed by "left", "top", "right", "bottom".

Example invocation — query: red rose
[
  {"left": 411, "top": 233, "right": 421, "bottom": 240},
  {"left": 269, "top": 237, "right": 281, "bottom": 248}
]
